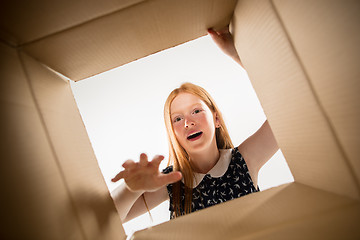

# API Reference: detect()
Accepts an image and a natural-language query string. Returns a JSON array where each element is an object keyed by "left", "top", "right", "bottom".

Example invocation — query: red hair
[{"left": 164, "top": 83, "right": 233, "bottom": 217}]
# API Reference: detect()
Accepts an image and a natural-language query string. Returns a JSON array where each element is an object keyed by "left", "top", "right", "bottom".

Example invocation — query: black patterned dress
[{"left": 162, "top": 147, "right": 260, "bottom": 219}]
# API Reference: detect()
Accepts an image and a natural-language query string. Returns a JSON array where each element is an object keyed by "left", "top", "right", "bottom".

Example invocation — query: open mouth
[{"left": 187, "top": 131, "right": 203, "bottom": 140}]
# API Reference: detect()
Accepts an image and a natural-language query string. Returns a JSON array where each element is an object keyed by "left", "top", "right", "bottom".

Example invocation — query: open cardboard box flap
[
  {"left": 1, "top": 0, "right": 237, "bottom": 81},
  {"left": 1, "top": 0, "right": 359, "bottom": 239},
  {"left": 133, "top": 182, "right": 360, "bottom": 239}
]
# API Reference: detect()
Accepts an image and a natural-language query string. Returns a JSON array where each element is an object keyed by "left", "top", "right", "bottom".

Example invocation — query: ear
[{"left": 214, "top": 112, "right": 221, "bottom": 128}]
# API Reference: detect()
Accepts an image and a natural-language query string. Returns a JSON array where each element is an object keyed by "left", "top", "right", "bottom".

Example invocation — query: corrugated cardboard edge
[
  {"left": 20, "top": 50, "right": 127, "bottom": 240},
  {"left": 132, "top": 182, "right": 360, "bottom": 239},
  {"left": 272, "top": 0, "right": 360, "bottom": 191},
  {"left": 0, "top": 41, "right": 126, "bottom": 239},
  {"left": 20, "top": 0, "right": 237, "bottom": 81},
  {"left": 233, "top": 0, "right": 359, "bottom": 199},
  {"left": 0, "top": 0, "right": 146, "bottom": 46}
]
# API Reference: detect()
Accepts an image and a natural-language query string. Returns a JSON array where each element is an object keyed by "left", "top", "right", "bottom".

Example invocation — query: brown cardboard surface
[
  {"left": 273, "top": 0, "right": 360, "bottom": 194},
  {"left": 0, "top": 42, "right": 84, "bottom": 239},
  {"left": 19, "top": 51, "right": 125, "bottom": 239},
  {"left": 20, "top": 0, "right": 237, "bottom": 81},
  {"left": 1, "top": 0, "right": 360, "bottom": 238},
  {"left": 0, "top": 0, "right": 145, "bottom": 46},
  {"left": 132, "top": 182, "right": 359, "bottom": 239},
  {"left": 232, "top": 0, "right": 359, "bottom": 199},
  {"left": 256, "top": 203, "right": 360, "bottom": 240}
]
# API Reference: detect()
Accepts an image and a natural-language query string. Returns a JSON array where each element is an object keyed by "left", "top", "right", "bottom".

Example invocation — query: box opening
[{"left": 70, "top": 35, "right": 294, "bottom": 235}]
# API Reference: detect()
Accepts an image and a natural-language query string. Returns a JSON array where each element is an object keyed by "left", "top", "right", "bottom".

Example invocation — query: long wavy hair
[{"left": 164, "top": 82, "right": 234, "bottom": 217}]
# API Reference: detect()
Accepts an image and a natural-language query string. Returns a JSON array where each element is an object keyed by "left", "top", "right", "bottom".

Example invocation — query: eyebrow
[{"left": 171, "top": 103, "right": 203, "bottom": 116}]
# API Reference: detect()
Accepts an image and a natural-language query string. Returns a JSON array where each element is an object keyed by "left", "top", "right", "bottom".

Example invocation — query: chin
[{"left": 185, "top": 143, "right": 209, "bottom": 154}]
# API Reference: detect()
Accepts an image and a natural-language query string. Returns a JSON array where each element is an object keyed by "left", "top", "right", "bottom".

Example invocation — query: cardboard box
[{"left": 1, "top": 0, "right": 359, "bottom": 239}]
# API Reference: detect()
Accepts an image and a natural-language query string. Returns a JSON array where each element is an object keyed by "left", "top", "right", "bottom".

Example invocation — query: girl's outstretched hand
[
  {"left": 208, "top": 26, "right": 243, "bottom": 67},
  {"left": 111, "top": 153, "right": 182, "bottom": 193}
]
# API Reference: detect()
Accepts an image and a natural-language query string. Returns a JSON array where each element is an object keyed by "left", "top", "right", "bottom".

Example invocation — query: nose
[{"left": 184, "top": 118, "right": 195, "bottom": 128}]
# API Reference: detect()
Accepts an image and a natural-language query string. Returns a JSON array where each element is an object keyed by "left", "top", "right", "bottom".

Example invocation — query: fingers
[
  {"left": 139, "top": 153, "right": 148, "bottom": 167},
  {"left": 122, "top": 159, "right": 136, "bottom": 169},
  {"left": 158, "top": 171, "right": 182, "bottom": 186},
  {"left": 208, "top": 28, "right": 226, "bottom": 47},
  {"left": 207, "top": 28, "right": 218, "bottom": 36},
  {"left": 208, "top": 26, "right": 230, "bottom": 36},
  {"left": 207, "top": 28, "right": 222, "bottom": 43},
  {"left": 111, "top": 160, "right": 134, "bottom": 183},
  {"left": 151, "top": 155, "right": 165, "bottom": 167},
  {"left": 216, "top": 25, "right": 230, "bottom": 34},
  {"left": 111, "top": 170, "right": 126, "bottom": 182},
  {"left": 112, "top": 154, "right": 166, "bottom": 184},
  {"left": 111, "top": 159, "right": 137, "bottom": 183}
]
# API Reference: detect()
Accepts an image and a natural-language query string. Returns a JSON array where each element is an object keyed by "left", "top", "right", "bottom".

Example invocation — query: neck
[{"left": 188, "top": 143, "right": 220, "bottom": 174}]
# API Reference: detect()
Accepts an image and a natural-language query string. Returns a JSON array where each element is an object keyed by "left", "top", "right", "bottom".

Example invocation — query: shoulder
[{"left": 162, "top": 165, "right": 173, "bottom": 174}]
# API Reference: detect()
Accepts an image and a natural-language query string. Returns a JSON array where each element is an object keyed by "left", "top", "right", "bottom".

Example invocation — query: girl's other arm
[
  {"left": 208, "top": 27, "right": 244, "bottom": 68},
  {"left": 238, "top": 120, "right": 279, "bottom": 182},
  {"left": 208, "top": 26, "right": 279, "bottom": 181},
  {"left": 111, "top": 184, "right": 168, "bottom": 223},
  {"left": 111, "top": 154, "right": 182, "bottom": 222}
]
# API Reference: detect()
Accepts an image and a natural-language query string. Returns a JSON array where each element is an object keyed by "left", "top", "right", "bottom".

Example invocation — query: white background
[{"left": 70, "top": 35, "right": 294, "bottom": 235}]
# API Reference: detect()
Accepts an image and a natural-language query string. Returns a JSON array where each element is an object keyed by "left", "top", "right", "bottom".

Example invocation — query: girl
[{"left": 111, "top": 27, "right": 278, "bottom": 221}]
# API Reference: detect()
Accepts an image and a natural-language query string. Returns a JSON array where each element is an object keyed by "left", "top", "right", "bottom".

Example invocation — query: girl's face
[{"left": 170, "top": 92, "right": 219, "bottom": 155}]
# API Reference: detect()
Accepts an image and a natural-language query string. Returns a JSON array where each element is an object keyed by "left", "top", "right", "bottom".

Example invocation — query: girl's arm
[
  {"left": 111, "top": 184, "right": 168, "bottom": 223},
  {"left": 208, "top": 26, "right": 279, "bottom": 183},
  {"left": 237, "top": 120, "right": 279, "bottom": 183},
  {"left": 111, "top": 154, "right": 182, "bottom": 222},
  {"left": 208, "top": 27, "right": 244, "bottom": 68}
]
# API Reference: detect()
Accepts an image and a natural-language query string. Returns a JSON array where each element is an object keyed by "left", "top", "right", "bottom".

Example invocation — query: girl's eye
[
  {"left": 173, "top": 116, "right": 182, "bottom": 123},
  {"left": 193, "top": 109, "right": 202, "bottom": 114}
]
